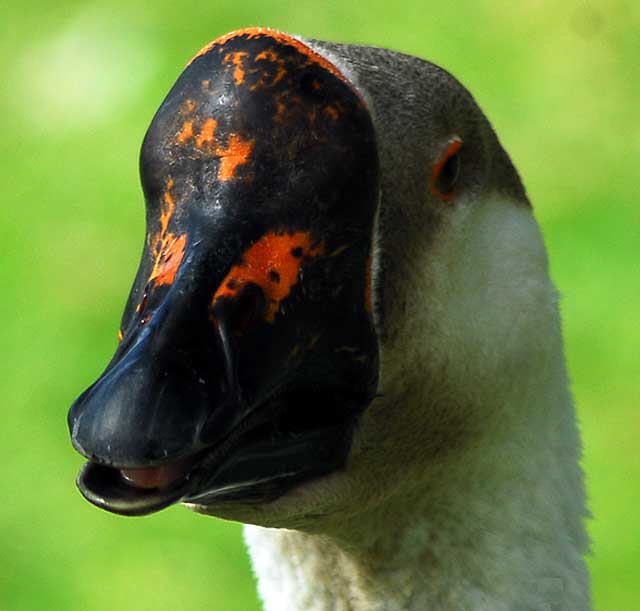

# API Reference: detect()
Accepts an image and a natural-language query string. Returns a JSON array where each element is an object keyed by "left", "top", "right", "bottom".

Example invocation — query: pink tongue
[{"left": 120, "top": 458, "right": 194, "bottom": 490}]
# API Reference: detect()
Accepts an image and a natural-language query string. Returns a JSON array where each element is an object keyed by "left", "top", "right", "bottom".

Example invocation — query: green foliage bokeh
[{"left": 1, "top": 1, "right": 638, "bottom": 609}]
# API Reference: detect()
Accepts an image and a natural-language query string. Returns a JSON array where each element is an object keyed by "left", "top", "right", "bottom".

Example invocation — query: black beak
[
  {"left": 69, "top": 236, "right": 378, "bottom": 515},
  {"left": 68, "top": 28, "right": 380, "bottom": 516}
]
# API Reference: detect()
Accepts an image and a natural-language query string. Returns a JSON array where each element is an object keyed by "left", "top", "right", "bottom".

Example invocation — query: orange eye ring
[{"left": 429, "top": 136, "right": 462, "bottom": 201}]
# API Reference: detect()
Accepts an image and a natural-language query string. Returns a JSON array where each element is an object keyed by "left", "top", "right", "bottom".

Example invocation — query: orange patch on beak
[
  {"left": 213, "top": 231, "right": 325, "bottom": 322},
  {"left": 218, "top": 134, "right": 254, "bottom": 181},
  {"left": 195, "top": 118, "right": 218, "bottom": 150},
  {"left": 148, "top": 178, "right": 187, "bottom": 288},
  {"left": 223, "top": 51, "right": 249, "bottom": 85},
  {"left": 149, "top": 234, "right": 187, "bottom": 287},
  {"left": 187, "top": 119, "right": 253, "bottom": 180},
  {"left": 255, "top": 50, "right": 277, "bottom": 61},
  {"left": 176, "top": 120, "right": 194, "bottom": 144},
  {"left": 159, "top": 179, "right": 176, "bottom": 233},
  {"left": 253, "top": 49, "right": 287, "bottom": 88}
]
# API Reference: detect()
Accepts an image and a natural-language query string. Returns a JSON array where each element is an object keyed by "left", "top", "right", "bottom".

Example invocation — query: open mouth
[{"left": 76, "top": 388, "right": 364, "bottom": 516}]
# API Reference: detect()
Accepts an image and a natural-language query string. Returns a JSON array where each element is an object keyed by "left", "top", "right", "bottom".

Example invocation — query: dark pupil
[{"left": 437, "top": 151, "right": 460, "bottom": 195}]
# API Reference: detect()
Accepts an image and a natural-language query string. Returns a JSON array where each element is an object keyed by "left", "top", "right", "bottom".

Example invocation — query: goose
[{"left": 68, "top": 28, "right": 591, "bottom": 610}]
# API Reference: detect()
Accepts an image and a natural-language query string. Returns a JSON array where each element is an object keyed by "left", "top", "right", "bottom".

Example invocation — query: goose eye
[{"left": 429, "top": 136, "right": 462, "bottom": 201}]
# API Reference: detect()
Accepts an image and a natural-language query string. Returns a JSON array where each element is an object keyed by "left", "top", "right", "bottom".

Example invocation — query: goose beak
[
  {"left": 69, "top": 233, "right": 378, "bottom": 515},
  {"left": 68, "top": 28, "right": 379, "bottom": 516}
]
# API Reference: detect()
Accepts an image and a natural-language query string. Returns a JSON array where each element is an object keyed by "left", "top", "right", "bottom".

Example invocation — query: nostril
[
  {"left": 214, "top": 282, "right": 266, "bottom": 336},
  {"left": 231, "top": 282, "right": 266, "bottom": 335},
  {"left": 211, "top": 282, "right": 266, "bottom": 401}
]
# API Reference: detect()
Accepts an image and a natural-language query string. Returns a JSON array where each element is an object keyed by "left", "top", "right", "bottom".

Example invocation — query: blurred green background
[{"left": 1, "top": 1, "right": 638, "bottom": 609}]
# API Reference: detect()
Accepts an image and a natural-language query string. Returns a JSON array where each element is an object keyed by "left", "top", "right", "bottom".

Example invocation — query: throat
[
  {"left": 243, "top": 432, "right": 590, "bottom": 611},
  {"left": 245, "top": 527, "right": 422, "bottom": 611}
]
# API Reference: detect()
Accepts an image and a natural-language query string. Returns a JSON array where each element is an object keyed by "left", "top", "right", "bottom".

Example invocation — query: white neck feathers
[{"left": 245, "top": 386, "right": 590, "bottom": 609}]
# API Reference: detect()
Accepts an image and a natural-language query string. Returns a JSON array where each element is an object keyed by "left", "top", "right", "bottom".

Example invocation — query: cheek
[{"left": 422, "top": 197, "right": 553, "bottom": 375}]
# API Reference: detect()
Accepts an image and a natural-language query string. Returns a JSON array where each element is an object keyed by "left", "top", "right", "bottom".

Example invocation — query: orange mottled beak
[{"left": 68, "top": 28, "right": 380, "bottom": 516}]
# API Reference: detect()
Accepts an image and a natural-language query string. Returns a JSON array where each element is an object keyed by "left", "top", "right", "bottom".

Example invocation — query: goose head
[{"left": 69, "top": 28, "right": 555, "bottom": 530}]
